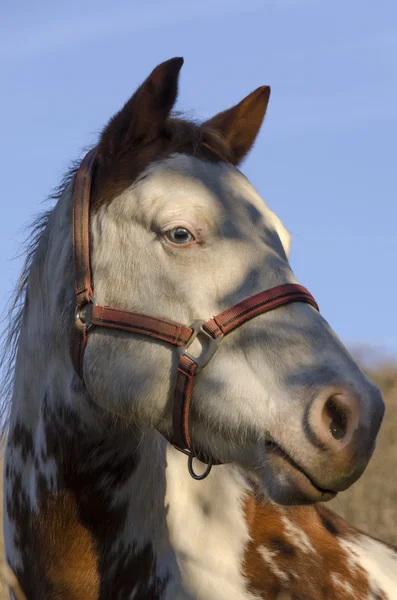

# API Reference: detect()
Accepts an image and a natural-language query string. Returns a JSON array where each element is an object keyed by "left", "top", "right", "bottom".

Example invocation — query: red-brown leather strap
[
  {"left": 203, "top": 284, "right": 319, "bottom": 339},
  {"left": 72, "top": 148, "right": 97, "bottom": 377},
  {"left": 172, "top": 355, "right": 198, "bottom": 449},
  {"left": 72, "top": 148, "right": 97, "bottom": 306},
  {"left": 90, "top": 305, "right": 193, "bottom": 347}
]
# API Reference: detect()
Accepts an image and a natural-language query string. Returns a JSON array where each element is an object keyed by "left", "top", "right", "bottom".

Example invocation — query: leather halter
[{"left": 72, "top": 148, "right": 319, "bottom": 479}]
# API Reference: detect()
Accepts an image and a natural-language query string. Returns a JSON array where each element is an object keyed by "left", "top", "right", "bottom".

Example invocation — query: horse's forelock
[{"left": 90, "top": 116, "right": 232, "bottom": 213}]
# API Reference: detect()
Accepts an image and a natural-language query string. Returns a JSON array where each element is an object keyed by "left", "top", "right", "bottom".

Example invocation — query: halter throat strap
[{"left": 72, "top": 148, "right": 319, "bottom": 478}]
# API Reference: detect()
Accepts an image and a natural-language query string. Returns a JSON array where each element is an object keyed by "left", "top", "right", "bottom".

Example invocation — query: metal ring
[
  {"left": 188, "top": 454, "right": 213, "bottom": 480},
  {"left": 75, "top": 295, "right": 97, "bottom": 331}
]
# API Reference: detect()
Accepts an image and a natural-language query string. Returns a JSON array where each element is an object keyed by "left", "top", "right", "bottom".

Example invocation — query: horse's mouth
[{"left": 262, "top": 438, "right": 337, "bottom": 505}]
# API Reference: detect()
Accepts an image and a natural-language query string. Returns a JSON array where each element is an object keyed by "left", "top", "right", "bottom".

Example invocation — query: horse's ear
[
  {"left": 97, "top": 57, "right": 184, "bottom": 164},
  {"left": 203, "top": 86, "right": 271, "bottom": 165}
]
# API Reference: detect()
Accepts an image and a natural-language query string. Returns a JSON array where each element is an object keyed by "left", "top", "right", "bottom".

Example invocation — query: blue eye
[{"left": 165, "top": 227, "right": 195, "bottom": 245}]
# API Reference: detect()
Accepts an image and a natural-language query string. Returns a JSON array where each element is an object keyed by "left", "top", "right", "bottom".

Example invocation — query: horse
[{"left": 2, "top": 57, "right": 396, "bottom": 599}]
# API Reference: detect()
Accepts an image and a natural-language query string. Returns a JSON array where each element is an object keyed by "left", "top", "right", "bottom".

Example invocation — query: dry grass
[
  {"left": 0, "top": 363, "right": 395, "bottom": 596},
  {"left": 329, "top": 362, "right": 397, "bottom": 545}
]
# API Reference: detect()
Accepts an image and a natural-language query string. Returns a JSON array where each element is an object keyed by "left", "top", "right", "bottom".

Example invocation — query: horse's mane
[{"left": 0, "top": 158, "right": 82, "bottom": 443}]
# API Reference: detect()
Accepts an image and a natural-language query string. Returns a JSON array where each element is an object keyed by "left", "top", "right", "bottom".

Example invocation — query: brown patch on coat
[
  {"left": 243, "top": 494, "right": 371, "bottom": 599},
  {"left": 6, "top": 470, "right": 99, "bottom": 598},
  {"left": 42, "top": 492, "right": 99, "bottom": 598},
  {"left": 16, "top": 491, "right": 99, "bottom": 599},
  {"left": 317, "top": 502, "right": 397, "bottom": 553},
  {"left": 6, "top": 397, "right": 170, "bottom": 598}
]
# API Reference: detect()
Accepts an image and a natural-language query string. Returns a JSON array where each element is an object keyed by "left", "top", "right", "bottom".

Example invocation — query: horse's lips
[{"left": 263, "top": 440, "right": 337, "bottom": 503}]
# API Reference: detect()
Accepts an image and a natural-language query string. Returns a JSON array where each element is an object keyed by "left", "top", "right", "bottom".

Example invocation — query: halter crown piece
[{"left": 72, "top": 148, "right": 319, "bottom": 480}]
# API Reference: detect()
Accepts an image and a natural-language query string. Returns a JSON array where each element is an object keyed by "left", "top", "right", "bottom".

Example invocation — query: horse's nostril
[
  {"left": 308, "top": 387, "right": 360, "bottom": 452},
  {"left": 325, "top": 397, "right": 348, "bottom": 440},
  {"left": 303, "top": 384, "right": 383, "bottom": 490}
]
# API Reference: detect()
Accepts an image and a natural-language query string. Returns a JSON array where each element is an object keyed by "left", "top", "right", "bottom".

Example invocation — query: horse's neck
[
  {"left": 5, "top": 361, "right": 253, "bottom": 599},
  {"left": 164, "top": 448, "right": 255, "bottom": 599}
]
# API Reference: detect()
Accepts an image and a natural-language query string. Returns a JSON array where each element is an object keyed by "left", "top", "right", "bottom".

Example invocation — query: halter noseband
[{"left": 72, "top": 148, "right": 319, "bottom": 479}]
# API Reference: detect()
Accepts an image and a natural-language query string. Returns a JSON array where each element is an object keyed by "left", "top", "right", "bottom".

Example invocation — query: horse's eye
[{"left": 165, "top": 227, "right": 195, "bottom": 245}]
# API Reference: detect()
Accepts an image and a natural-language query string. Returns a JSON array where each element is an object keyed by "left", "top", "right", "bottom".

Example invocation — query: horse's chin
[
  {"left": 176, "top": 432, "right": 336, "bottom": 506},
  {"left": 242, "top": 441, "right": 338, "bottom": 506}
]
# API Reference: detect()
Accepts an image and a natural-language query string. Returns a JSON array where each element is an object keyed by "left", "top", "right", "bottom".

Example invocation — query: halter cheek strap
[{"left": 72, "top": 148, "right": 319, "bottom": 479}]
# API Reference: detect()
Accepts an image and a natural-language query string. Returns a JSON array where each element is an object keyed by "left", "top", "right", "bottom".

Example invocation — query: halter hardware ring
[
  {"left": 178, "top": 320, "right": 223, "bottom": 370},
  {"left": 174, "top": 446, "right": 213, "bottom": 480},
  {"left": 188, "top": 454, "right": 213, "bottom": 480},
  {"left": 75, "top": 295, "right": 97, "bottom": 331}
]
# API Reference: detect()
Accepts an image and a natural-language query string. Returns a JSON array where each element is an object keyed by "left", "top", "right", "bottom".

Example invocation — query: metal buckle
[
  {"left": 75, "top": 295, "right": 97, "bottom": 330},
  {"left": 178, "top": 320, "right": 223, "bottom": 370}
]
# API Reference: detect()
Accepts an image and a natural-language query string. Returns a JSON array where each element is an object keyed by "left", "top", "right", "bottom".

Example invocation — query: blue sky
[{"left": 1, "top": 0, "right": 396, "bottom": 360}]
